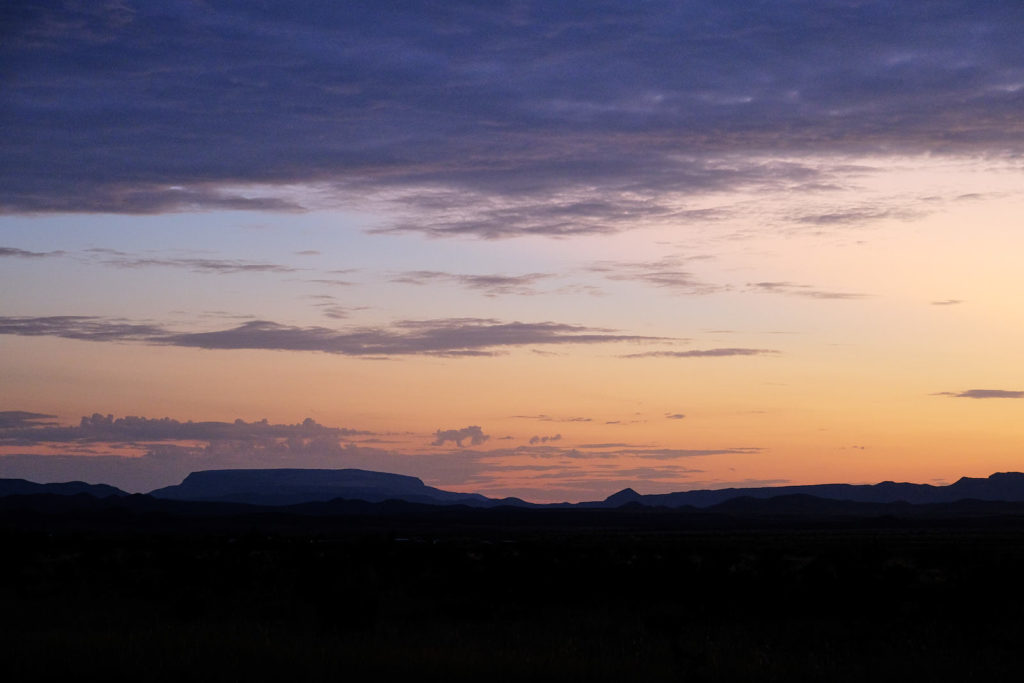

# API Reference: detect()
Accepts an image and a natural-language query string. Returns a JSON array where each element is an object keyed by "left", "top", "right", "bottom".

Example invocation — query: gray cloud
[
  {"left": 931, "top": 299, "right": 963, "bottom": 306},
  {"left": 5, "top": 245, "right": 303, "bottom": 275},
  {"left": 392, "top": 271, "right": 552, "bottom": 296},
  {"left": 0, "top": 315, "right": 167, "bottom": 342},
  {"left": 0, "top": 315, "right": 664, "bottom": 357},
  {"left": 528, "top": 434, "right": 562, "bottom": 445},
  {"left": 572, "top": 445, "right": 760, "bottom": 459},
  {"left": 0, "top": 247, "right": 64, "bottom": 258},
  {"left": 306, "top": 278, "right": 358, "bottom": 287},
  {"left": 748, "top": 281, "right": 868, "bottom": 300},
  {"left": 0, "top": 411, "right": 58, "bottom": 429},
  {"left": 937, "top": 389, "right": 1024, "bottom": 399},
  {"left": 92, "top": 254, "right": 299, "bottom": 274},
  {"left": 622, "top": 348, "right": 777, "bottom": 359},
  {"left": 431, "top": 426, "right": 489, "bottom": 447},
  {"left": 793, "top": 206, "right": 914, "bottom": 226},
  {"left": 0, "top": 413, "right": 370, "bottom": 444},
  {"left": 5, "top": 1, "right": 1022, "bottom": 237},
  {"left": 665, "top": 413, "right": 686, "bottom": 420},
  {"left": 589, "top": 258, "right": 723, "bottom": 295}
]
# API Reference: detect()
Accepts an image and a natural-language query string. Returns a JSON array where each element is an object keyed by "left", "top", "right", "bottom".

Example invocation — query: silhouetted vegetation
[{"left": 4, "top": 499, "right": 1024, "bottom": 680}]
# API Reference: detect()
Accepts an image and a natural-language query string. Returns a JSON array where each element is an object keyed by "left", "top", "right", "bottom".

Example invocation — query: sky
[{"left": 2, "top": 0, "right": 1024, "bottom": 502}]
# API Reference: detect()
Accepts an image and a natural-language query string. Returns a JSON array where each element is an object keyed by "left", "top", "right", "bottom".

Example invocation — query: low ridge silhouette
[
  {"left": 596, "top": 471, "right": 1024, "bottom": 508},
  {"left": 6, "top": 469, "right": 1024, "bottom": 513}
]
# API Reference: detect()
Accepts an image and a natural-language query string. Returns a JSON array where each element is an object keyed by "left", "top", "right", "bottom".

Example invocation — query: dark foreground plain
[{"left": 5, "top": 500, "right": 1024, "bottom": 681}]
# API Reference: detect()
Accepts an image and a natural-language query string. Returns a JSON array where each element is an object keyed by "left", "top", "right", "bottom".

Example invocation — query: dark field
[{"left": 4, "top": 509, "right": 1024, "bottom": 681}]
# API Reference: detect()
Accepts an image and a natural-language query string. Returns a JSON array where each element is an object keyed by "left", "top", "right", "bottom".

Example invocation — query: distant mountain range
[
  {"left": 0, "top": 478, "right": 126, "bottom": 499},
  {"left": 5, "top": 469, "right": 1024, "bottom": 512},
  {"left": 596, "top": 471, "right": 1024, "bottom": 508}
]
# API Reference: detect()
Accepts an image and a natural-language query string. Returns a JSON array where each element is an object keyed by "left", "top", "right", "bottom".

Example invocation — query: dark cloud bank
[{"left": 3, "top": 1, "right": 1023, "bottom": 235}]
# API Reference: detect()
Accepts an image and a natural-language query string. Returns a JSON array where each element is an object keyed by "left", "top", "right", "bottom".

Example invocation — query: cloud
[
  {"left": 5, "top": 245, "right": 304, "bottom": 275},
  {"left": 931, "top": 299, "right": 963, "bottom": 306},
  {"left": 0, "top": 411, "right": 58, "bottom": 429},
  {"left": 621, "top": 348, "right": 777, "bottom": 359},
  {"left": 748, "top": 281, "right": 868, "bottom": 300},
  {"left": 91, "top": 253, "right": 299, "bottom": 274},
  {"left": 0, "top": 410, "right": 762, "bottom": 499},
  {"left": 392, "top": 271, "right": 552, "bottom": 297},
  {"left": 512, "top": 415, "right": 593, "bottom": 423},
  {"left": 793, "top": 206, "right": 914, "bottom": 226},
  {"left": 588, "top": 258, "right": 723, "bottom": 295},
  {"left": 5, "top": 1, "right": 1022, "bottom": 232},
  {"left": 665, "top": 413, "right": 686, "bottom": 420},
  {"left": 0, "top": 247, "right": 64, "bottom": 258},
  {"left": 571, "top": 445, "right": 761, "bottom": 459},
  {"left": 937, "top": 389, "right": 1024, "bottom": 399},
  {"left": 0, "top": 315, "right": 665, "bottom": 357},
  {"left": 431, "top": 426, "right": 489, "bottom": 447},
  {"left": 0, "top": 413, "right": 371, "bottom": 444},
  {"left": 528, "top": 434, "right": 562, "bottom": 444},
  {"left": 0, "top": 316, "right": 167, "bottom": 342}
]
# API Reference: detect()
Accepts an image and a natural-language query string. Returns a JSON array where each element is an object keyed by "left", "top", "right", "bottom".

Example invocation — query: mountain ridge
[
  {"left": 6, "top": 469, "right": 1024, "bottom": 510},
  {"left": 596, "top": 472, "right": 1024, "bottom": 508}
]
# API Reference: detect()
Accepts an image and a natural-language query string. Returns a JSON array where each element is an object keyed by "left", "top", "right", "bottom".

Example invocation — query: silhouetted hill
[
  {"left": 0, "top": 478, "right": 125, "bottom": 498},
  {"left": 148, "top": 468, "right": 519, "bottom": 507},
  {"left": 600, "top": 472, "right": 1024, "bottom": 508}
]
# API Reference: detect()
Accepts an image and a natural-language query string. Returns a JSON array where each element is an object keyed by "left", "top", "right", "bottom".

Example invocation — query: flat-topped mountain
[
  {"left": 598, "top": 472, "right": 1024, "bottom": 508},
  {"left": 148, "top": 468, "right": 518, "bottom": 507}
]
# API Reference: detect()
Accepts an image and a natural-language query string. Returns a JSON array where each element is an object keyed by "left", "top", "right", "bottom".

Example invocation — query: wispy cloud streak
[{"left": 0, "top": 315, "right": 666, "bottom": 357}]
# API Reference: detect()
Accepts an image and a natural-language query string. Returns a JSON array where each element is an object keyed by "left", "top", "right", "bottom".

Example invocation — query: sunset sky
[{"left": 2, "top": 1, "right": 1024, "bottom": 502}]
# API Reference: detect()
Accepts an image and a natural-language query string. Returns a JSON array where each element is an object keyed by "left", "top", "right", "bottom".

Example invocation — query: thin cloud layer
[
  {"left": 392, "top": 271, "right": 552, "bottom": 297},
  {"left": 938, "top": 389, "right": 1024, "bottom": 399},
  {"left": 622, "top": 348, "right": 777, "bottom": 359},
  {"left": 748, "top": 282, "right": 868, "bottom": 300},
  {"left": 0, "top": 315, "right": 665, "bottom": 357},
  {"left": 0, "top": 247, "right": 64, "bottom": 258},
  {"left": 589, "top": 258, "right": 723, "bottom": 295},
  {"left": 0, "top": 411, "right": 58, "bottom": 429},
  {"left": 0, "top": 413, "right": 370, "bottom": 444},
  {"left": 91, "top": 253, "right": 300, "bottom": 275},
  {"left": 3, "top": 1, "right": 1022, "bottom": 238}
]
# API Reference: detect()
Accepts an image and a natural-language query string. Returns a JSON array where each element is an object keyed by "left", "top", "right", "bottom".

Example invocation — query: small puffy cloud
[
  {"left": 665, "top": 413, "right": 686, "bottom": 420},
  {"left": 431, "top": 426, "right": 490, "bottom": 447},
  {"left": 529, "top": 434, "right": 562, "bottom": 445}
]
